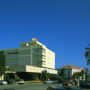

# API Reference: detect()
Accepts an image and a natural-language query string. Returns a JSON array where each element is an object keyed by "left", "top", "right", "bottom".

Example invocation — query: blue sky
[{"left": 0, "top": 0, "right": 90, "bottom": 69}]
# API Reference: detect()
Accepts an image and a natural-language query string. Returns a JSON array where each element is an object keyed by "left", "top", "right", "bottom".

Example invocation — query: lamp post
[{"left": 30, "top": 45, "right": 33, "bottom": 66}]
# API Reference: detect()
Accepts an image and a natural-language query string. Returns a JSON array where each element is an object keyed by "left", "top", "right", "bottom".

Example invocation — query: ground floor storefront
[{"left": 5, "top": 72, "right": 41, "bottom": 81}]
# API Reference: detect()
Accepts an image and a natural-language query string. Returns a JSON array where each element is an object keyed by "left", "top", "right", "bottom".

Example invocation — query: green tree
[
  {"left": 48, "top": 74, "right": 59, "bottom": 80},
  {"left": 85, "top": 45, "right": 90, "bottom": 65},
  {"left": 73, "top": 70, "right": 85, "bottom": 80},
  {"left": 79, "top": 70, "right": 85, "bottom": 80},
  {"left": 85, "top": 51, "right": 90, "bottom": 59},
  {"left": 73, "top": 72, "right": 80, "bottom": 79},
  {"left": 85, "top": 45, "right": 90, "bottom": 81},
  {"left": 0, "top": 51, "right": 6, "bottom": 77},
  {"left": 41, "top": 70, "right": 49, "bottom": 81},
  {"left": 59, "top": 69, "right": 66, "bottom": 79},
  {"left": 85, "top": 68, "right": 88, "bottom": 81}
]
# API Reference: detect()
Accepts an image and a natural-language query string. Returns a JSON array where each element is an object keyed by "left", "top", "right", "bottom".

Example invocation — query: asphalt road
[
  {"left": 0, "top": 83, "right": 54, "bottom": 90},
  {"left": 0, "top": 83, "right": 90, "bottom": 90}
]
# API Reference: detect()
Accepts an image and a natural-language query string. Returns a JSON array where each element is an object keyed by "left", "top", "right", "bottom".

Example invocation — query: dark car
[
  {"left": 67, "top": 86, "right": 83, "bottom": 90},
  {"left": 47, "top": 86, "right": 66, "bottom": 90}
]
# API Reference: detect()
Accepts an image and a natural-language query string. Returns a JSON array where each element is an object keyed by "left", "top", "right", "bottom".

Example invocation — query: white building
[
  {"left": 58, "top": 65, "right": 82, "bottom": 78},
  {"left": 0, "top": 38, "right": 57, "bottom": 80}
]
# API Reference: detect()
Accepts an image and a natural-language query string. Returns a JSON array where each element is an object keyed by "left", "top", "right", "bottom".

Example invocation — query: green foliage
[
  {"left": 9, "top": 79, "right": 16, "bottom": 84},
  {"left": 15, "top": 76, "right": 20, "bottom": 82},
  {"left": 85, "top": 45, "right": 90, "bottom": 80},
  {"left": 41, "top": 70, "right": 59, "bottom": 81},
  {"left": 48, "top": 74, "right": 59, "bottom": 80},
  {"left": 41, "top": 70, "right": 49, "bottom": 81},
  {"left": 59, "top": 69, "right": 66, "bottom": 79},
  {"left": 0, "top": 51, "right": 6, "bottom": 76},
  {"left": 73, "top": 70, "right": 85, "bottom": 80},
  {"left": 4, "top": 73, "right": 9, "bottom": 81},
  {"left": 85, "top": 68, "right": 88, "bottom": 81},
  {"left": 80, "top": 70, "right": 85, "bottom": 76},
  {"left": 73, "top": 72, "right": 81, "bottom": 79},
  {"left": 85, "top": 45, "right": 90, "bottom": 65},
  {"left": 85, "top": 51, "right": 90, "bottom": 59}
]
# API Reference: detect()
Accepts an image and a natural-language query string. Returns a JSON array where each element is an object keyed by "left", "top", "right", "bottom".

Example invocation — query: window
[
  {"left": 33, "top": 55, "right": 43, "bottom": 59},
  {"left": 6, "top": 56, "right": 18, "bottom": 60},
  {"left": 33, "top": 48, "right": 43, "bottom": 53},
  {"left": 8, "top": 51, "right": 18, "bottom": 54},
  {"left": 6, "top": 62, "right": 17, "bottom": 65}
]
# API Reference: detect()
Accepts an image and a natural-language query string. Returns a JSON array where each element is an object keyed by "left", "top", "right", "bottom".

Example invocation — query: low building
[
  {"left": 0, "top": 38, "right": 57, "bottom": 80},
  {"left": 58, "top": 65, "right": 82, "bottom": 79}
]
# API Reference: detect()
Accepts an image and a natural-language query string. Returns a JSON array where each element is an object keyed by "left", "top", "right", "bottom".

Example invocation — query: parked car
[
  {"left": 44, "top": 80, "right": 59, "bottom": 84},
  {"left": 68, "top": 79, "right": 75, "bottom": 85},
  {"left": 47, "top": 86, "right": 66, "bottom": 90},
  {"left": 16, "top": 79, "right": 24, "bottom": 85},
  {"left": 52, "top": 80, "right": 58, "bottom": 84},
  {"left": 62, "top": 81, "right": 72, "bottom": 86},
  {"left": 0, "top": 80, "right": 8, "bottom": 85},
  {"left": 66, "top": 86, "right": 83, "bottom": 90},
  {"left": 44, "top": 80, "right": 53, "bottom": 84}
]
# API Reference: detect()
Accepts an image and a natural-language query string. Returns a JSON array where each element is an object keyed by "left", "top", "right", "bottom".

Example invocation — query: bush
[
  {"left": 49, "top": 74, "right": 59, "bottom": 80},
  {"left": 15, "top": 76, "right": 20, "bottom": 82},
  {"left": 9, "top": 79, "right": 16, "bottom": 84}
]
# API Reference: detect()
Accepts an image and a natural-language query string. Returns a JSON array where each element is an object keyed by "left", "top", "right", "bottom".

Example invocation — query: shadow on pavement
[{"left": 3, "top": 88, "right": 15, "bottom": 90}]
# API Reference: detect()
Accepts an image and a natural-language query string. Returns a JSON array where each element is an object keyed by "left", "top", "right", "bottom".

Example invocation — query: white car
[
  {"left": 52, "top": 80, "right": 58, "bottom": 83},
  {"left": 44, "top": 80, "right": 53, "bottom": 84},
  {"left": 0, "top": 80, "right": 8, "bottom": 85},
  {"left": 16, "top": 79, "right": 24, "bottom": 85}
]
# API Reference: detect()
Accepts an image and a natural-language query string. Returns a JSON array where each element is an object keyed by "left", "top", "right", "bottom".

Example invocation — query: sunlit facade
[{"left": 1, "top": 38, "right": 57, "bottom": 74}]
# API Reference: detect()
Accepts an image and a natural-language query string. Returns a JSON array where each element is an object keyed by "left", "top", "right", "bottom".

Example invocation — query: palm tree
[
  {"left": 80, "top": 70, "right": 85, "bottom": 80},
  {"left": 85, "top": 45, "right": 90, "bottom": 81},
  {"left": 85, "top": 45, "right": 90, "bottom": 65},
  {"left": 85, "top": 51, "right": 90, "bottom": 58}
]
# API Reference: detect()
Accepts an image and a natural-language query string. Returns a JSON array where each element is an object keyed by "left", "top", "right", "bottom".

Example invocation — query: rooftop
[{"left": 60, "top": 65, "right": 82, "bottom": 69}]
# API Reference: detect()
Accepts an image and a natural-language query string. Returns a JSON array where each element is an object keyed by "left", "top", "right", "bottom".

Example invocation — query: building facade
[
  {"left": 0, "top": 38, "right": 57, "bottom": 76},
  {"left": 58, "top": 65, "right": 82, "bottom": 78}
]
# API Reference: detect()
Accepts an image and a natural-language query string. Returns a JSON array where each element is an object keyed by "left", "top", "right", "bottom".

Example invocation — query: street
[
  {"left": 0, "top": 83, "right": 53, "bottom": 90},
  {"left": 0, "top": 83, "right": 90, "bottom": 90}
]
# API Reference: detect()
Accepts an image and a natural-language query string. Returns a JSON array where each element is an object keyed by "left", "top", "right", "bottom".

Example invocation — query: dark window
[{"left": 8, "top": 52, "right": 18, "bottom": 54}]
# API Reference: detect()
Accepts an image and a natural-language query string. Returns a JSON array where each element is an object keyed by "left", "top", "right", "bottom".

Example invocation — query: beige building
[
  {"left": 58, "top": 65, "right": 82, "bottom": 78},
  {"left": 0, "top": 38, "right": 57, "bottom": 77}
]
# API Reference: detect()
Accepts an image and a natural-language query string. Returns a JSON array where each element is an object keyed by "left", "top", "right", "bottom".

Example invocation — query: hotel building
[{"left": 0, "top": 38, "right": 57, "bottom": 80}]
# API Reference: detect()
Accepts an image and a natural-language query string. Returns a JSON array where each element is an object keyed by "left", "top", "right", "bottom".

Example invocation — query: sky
[{"left": 0, "top": 0, "right": 90, "bottom": 69}]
